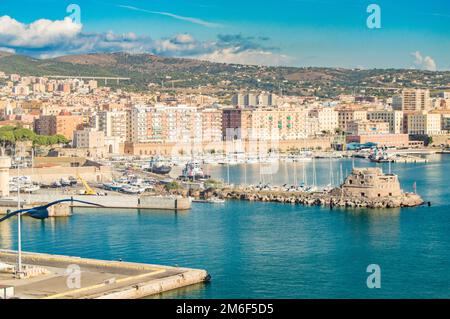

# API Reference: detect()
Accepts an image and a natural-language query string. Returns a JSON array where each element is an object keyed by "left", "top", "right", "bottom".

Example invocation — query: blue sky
[{"left": 0, "top": 0, "right": 449, "bottom": 69}]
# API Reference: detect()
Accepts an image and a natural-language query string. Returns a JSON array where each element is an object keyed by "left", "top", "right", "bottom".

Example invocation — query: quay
[
  {"left": 0, "top": 250, "right": 209, "bottom": 299},
  {"left": 0, "top": 194, "right": 191, "bottom": 217}
]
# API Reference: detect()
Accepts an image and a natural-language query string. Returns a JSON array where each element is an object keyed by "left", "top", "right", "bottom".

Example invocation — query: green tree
[{"left": 0, "top": 130, "right": 15, "bottom": 145}]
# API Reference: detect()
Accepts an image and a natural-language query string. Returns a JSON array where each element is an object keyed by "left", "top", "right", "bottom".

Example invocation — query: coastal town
[
  {"left": 0, "top": 60, "right": 449, "bottom": 213},
  {"left": 0, "top": 0, "right": 449, "bottom": 303}
]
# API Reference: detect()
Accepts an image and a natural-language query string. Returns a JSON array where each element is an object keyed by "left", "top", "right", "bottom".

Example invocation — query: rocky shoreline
[{"left": 215, "top": 189, "right": 424, "bottom": 209}]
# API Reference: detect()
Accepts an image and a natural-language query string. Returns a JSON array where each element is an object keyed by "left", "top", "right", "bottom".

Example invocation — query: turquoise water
[{"left": 1, "top": 156, "right": 449, "bottom": 298}]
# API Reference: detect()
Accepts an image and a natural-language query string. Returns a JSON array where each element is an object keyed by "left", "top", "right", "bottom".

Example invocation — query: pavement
[{"left": 0, "top": 250, "right": 208, "bottom": 299}]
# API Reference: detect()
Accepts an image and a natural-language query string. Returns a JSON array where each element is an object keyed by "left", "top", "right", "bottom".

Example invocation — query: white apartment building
[
  {"left": 130, "top": 105, "right": 152, "bottom": 143},
  {"left": 407, "top": 112, "right": 442, "bottom": 135},
  {"left": 367, "top": 110, "right": 404, "bottom": 134},
  {"left": 309, "top": 107, "right": 339, "bottom": 133},
  {"left": 128, "top": 105, "right": 206, "bottom": 143},
  {"left": 97, "top": 110, "right": 128, "bottom": 143}
]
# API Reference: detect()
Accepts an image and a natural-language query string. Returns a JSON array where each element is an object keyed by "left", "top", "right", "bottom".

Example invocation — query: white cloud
[
  {"left": 0, "top": 47, "right": 15, "bottom": 54},
  {"left": 412, "top": 51, "right": 437, "bottom": 71},
  {"left": 0, "top": 15, "right": 288, "bottom": 67},
  {"left": 197, "top": 48, "right": 291, "bottom": 67},
  {"left": 0, "top": 16, "right": 82, "bottom": 49}
]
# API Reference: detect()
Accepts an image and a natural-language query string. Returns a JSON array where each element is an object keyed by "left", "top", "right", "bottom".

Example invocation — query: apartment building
[
  {"left": 34, "top": 114, "right": 85, "bottom": 139},
  {"left": 347, "top": 120, "right": 390, "bottom": 136},
  {"left": 367, "top": 110, "right": 404, "bottom": 134},
  {"left": 73, "top": 128, "right": 105, "bottom": 149},
  {"left": 97, "top": 110, "right": 128, "bottom": 143},
  {"left": 402, "top": 89, "right": 431, "bottom": 112},
  {"left": 407, "top": 111, "right": 442, "bottom": 135},
  {"left": 308, "top": 107, "right": 339, "bottom": 133},
  {"left": 201, "top": 108, "right": 223, "bottom": 143},
  {"left": 337, "top": 109, "right": 368, "bottom": 131},
  {"left": 128, "top": 105, "right": 220, "bottom": 144},
  {"left": 231, "top": 93, "right": 277, "bottom": 107}
]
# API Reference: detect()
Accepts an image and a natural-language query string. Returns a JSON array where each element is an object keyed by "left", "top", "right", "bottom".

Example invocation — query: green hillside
[{"left": 0, "top": 52, "right": 449, "bottom": 97}]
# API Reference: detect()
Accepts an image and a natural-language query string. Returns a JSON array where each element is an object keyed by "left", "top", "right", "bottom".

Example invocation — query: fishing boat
[
  {"left": 120, "top": 184, "right": 146, "bottom": 194},
  {"left": 146, "top": 157, "right": 172, "bottom": 175},
  {"left": 179, "top": 161, "right": 211, "bottom": 181},
  {"left": 102, "top": 181, "right": 125, "bottom": 192}
]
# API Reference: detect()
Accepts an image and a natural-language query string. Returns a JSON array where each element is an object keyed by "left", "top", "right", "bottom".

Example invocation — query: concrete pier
[
  {"left": 0, "top": 250, "right": 209, "bottom": 299},
  {"left": 0, "top": 194, "right": 191, "bottom": 216}
]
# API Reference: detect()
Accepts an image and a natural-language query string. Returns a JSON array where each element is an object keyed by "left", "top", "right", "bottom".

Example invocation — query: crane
[{"left": 77, "top": 174, "right": 97, "bottom": 196}]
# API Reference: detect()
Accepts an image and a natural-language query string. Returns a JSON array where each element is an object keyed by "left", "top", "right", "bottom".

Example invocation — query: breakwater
[
  {"left": 207, "top": 167, "right": 425, "bottom": 209},
  {"left": 216, "top": 188, "right": 423, "bottom": 209}
]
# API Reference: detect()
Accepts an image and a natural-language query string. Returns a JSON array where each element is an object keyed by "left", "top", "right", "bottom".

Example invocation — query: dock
[
  {"left": 0, "top": 250, "right": 209, "bottom": 299},
  {"left": 0, "top": 194, "right": 191, "bottom": 216}
]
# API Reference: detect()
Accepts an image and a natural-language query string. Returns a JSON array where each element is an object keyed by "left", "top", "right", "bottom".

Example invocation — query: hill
[{"left": 0, "top": 52, "right": 449, "bottom": 97}]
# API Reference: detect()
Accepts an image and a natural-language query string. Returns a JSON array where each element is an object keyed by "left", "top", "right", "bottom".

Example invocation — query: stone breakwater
[{"left": 216, "top": 189, "right": 424, "bottom": 209}]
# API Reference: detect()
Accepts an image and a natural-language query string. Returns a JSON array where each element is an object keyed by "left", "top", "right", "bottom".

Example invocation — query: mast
[
  {"left": 329, "top": 156, "right": 334, "bottom": 186},
  {"left": 294, "top": 159, "right": 297, "bottom": 186},
  {"left": 312, "top": 157, "right": 317, "bottom": 188}
]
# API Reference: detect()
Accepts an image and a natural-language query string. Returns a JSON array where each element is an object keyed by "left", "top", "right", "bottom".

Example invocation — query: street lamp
[{"left": 0, "top": 199, "right": 104, "bottom": 278}]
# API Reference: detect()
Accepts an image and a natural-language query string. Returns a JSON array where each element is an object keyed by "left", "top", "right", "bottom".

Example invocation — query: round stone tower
[{"left": 0, "top": 148, "right": 11, "bottom": 198}]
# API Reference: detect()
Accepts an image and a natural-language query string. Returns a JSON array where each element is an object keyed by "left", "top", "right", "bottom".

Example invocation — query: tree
[
  {"left": 165, "top": 181, "right": 181, "bottom": 192},
  {"left": 0, "top": 130, "right": 15, "bottom": 145}
]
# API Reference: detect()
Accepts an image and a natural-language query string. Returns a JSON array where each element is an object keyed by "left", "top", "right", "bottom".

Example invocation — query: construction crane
[{"left": 77, "top": 174, "right": 97, "bottom": 196}]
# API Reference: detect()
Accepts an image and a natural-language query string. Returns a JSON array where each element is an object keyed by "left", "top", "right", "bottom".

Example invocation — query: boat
[
  {"left": 179, "top": 161, "right": 211, "bottom": 181},
  {"left": 246, "top": 155, "right": 259, "bottom": 164},
  {"left": 193, "top": 197, "right": 226, "bottom": 204},
  {"left": 146, "top": 157, "right": 172, "bottom": 175},
  {"left": 369, "top": 148, "right": 393, "bottom": 163},
  {"left": 120, "top": 184, "right": 146, "bottom": 194},
  {"left": 22, "top": 184, "right": 40, "bottom": 193},
  {"left": 68, "top": 176, "right": 78, "bottom": 186},
  {"left": 60, "top": 178, "right": 71, "bottom": 187},
  {"left": 102, "top": 181, "right": 125, "bottom": 191},
  {"left": 51, "top": 181, "right": 62, "bottom": 188},
  {"left": 207, "top": 197, "right": 226, "bottom": 204}
]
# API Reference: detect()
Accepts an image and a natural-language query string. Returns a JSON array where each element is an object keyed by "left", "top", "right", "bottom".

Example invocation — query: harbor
[
  {"left": 0, "top": 155, "right": 449, "bottom": 298},
  {"left": 0, "top": 149, "right": 434, "bottom": 216}
]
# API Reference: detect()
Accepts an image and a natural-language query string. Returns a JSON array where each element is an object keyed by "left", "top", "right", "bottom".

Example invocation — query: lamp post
[{"left": 0, "top": 199, "right": 104, "bottom": 278}]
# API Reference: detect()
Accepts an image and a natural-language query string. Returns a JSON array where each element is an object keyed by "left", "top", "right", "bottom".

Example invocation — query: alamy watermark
[
  {"left": 66, "top": 264, "right": 81, "bottom": 289},
  {"left": 66, "top": 4, "right": 81, "bottom": 25},
  {"left": 366, "top": 4, "right": 381, "bottom": 29},
  {"left": 366, "top": 264, "right": 381, "bottom": 289}
]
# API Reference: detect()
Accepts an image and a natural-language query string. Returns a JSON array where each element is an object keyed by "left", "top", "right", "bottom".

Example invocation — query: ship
[
  {"left": 179, "top": 161, "right": 211, "bottom": 181},
  {"left": 369, "top": 147, "right": 393, "bottom": 163},
  {"left": 146, "top": 157, "right": 172, "bottom": 175}
]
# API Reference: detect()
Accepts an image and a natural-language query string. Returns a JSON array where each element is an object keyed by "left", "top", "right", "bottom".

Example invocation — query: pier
[
  {"left": 0, "top": 250, "right": 209, "bottom": 299},
  {"left": 0, "top": 194, "right": 191, "bottom": 217}
]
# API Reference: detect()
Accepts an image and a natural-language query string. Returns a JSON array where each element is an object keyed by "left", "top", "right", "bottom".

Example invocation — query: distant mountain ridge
[{"left": 0, "top": 52, "right": 448, "bottom": 96}]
